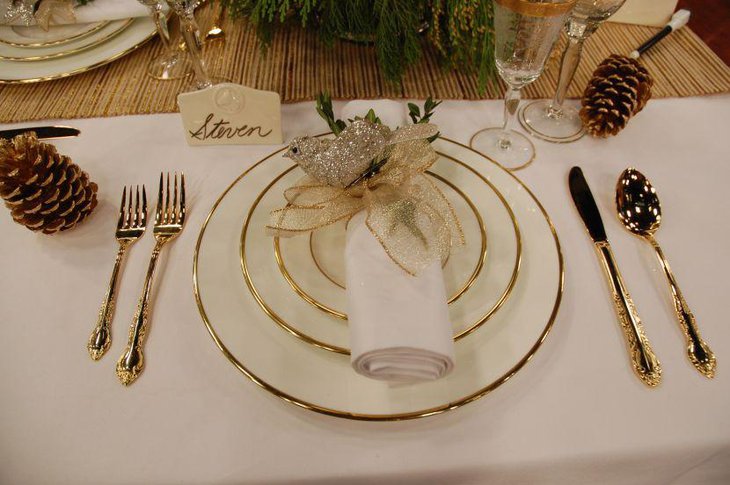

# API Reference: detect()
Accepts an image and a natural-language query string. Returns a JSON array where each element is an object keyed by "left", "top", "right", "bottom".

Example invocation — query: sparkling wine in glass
[
  {"left": 519, "top": 0, "right": 627, "bottom": 142},
  {"left": 470, "top": 0, "right": 576, "bottom": 170},
  {"left": 137, "top": 0, "right": 190, "bottom": 80}
]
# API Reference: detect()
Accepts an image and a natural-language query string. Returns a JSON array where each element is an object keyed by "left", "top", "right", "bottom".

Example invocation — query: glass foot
[
  {"left": 146, "top": 54, "right": 191, "bottom": 81},
  {"left": 469, "top": 127, "right": 535, "bottom": 171},
  {"left": 185, "top": 75, "right": 233, "bottom": 91},
  {"left": 519, "top": 100, "right": 585, "bottom": 143}
]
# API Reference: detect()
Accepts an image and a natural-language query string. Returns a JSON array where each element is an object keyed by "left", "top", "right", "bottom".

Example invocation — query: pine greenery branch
[{"left": 220, "top": 0, "right": 496, "bottom": 91}]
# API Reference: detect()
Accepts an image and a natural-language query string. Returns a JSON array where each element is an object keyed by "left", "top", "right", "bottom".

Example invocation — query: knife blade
[
  {"left": 0, "top": 126, "right": 80, "bottom": 140},
  {"left": 569, "top": 166, "right": 662, "bottom": 387}
]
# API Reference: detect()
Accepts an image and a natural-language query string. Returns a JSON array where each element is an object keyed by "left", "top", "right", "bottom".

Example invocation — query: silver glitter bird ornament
[{"left": 285, "top": 119, "right": 439, "bottom": 188}]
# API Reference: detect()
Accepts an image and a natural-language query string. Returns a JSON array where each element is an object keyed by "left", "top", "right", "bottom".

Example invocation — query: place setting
[{"left": 0, "top": 0, "right": 728, "bottom": 480}]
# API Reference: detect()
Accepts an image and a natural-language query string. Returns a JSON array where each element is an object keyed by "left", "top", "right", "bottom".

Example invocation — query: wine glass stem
[
  {"left": 150, "top": 3, "right": 174, "bottom": 56},
  {"left": 500, "top": 87, "right": 521, "bottom": 149},
  {"left": 549, "top": 37, "right": 585, "bottom": 117},
  {"left": 180, "top": 13, "right": 212, "bottom": 89}
]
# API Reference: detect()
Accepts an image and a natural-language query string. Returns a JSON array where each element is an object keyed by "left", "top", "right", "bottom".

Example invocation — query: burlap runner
[{"left": 1, "top": 4, "right": 729, "bottom": 123}]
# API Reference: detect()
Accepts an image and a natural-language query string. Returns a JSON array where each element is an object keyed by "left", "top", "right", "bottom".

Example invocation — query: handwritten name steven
[{"left": 190, "top": 114, "right": 274, "bottom": 140}]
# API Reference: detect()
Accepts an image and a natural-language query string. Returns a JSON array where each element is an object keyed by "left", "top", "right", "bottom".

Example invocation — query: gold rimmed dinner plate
[
  {"left": 242, "top": 152, "right": 522, "bottom": 354},
  {"left": 194, "top": 137, "right": 563, "bottom": 420},
  {"left": 0, "top": 18, "right": 133, "bottom": 61},
  {"left": 0, "top": 16, "right": 156, "bottom": 84},
  {"left": 0, "top": 21, "right": 108, "bottom": 48}
]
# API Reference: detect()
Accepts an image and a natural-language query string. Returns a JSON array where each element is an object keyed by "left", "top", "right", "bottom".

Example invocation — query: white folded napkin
[
  {"left": 2, "top": 0, "right": 149, "bottom": 26},
  {"left": 340, "top": 99, "right": 454, "bottom": 383},
  {"left": 346, "top": 207, "right": 455, "bottom": 383}
]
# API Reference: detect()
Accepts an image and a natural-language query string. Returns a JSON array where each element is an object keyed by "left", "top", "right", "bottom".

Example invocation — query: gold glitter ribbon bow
[
  {"left": 267, "top": 122, "right": 465, "bottom": 276},
  {"left": 35, "top": 0, "right": 76, "bottom": 31}
]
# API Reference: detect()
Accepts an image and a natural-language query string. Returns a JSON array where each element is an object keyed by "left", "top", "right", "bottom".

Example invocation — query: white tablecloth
[{"left": 1, "top": 96, "right": 729, "bottom": 484}]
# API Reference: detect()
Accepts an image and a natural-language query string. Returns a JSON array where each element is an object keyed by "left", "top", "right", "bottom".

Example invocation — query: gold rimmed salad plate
[
  {"left": 0, "top": 20, "right": 108, "bottom": 47},
  {"left": 242, "top": 150, "right": 522, "bottom": 354},
  {"left": 194, "top": 137, "right": 563, "bottom": 420},
  {"left": 0, "top": 18, "right": 133, "bottom": 61}
]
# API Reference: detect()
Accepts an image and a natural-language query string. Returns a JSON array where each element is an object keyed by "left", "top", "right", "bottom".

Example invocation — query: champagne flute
[
  {"left": 470, "top": 0, "right": 576, "bottom": 171},
  {"left": 137, "top": 0, "right": 190, "bottom": 80},
  {"left": 519, "top": 0, "right": 627, "bottom": 142},
  {"left": 166, "top": 0, "right": 229, "bottom": 90}
]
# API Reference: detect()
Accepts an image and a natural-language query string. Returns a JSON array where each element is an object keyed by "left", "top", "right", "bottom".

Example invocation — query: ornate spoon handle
[
  {"left": 595, "top": 241, "right": 662, "bottom": 387},
  {"left": 87, "top": 243, "right": 128, "bottom": 360},
  {"left": 646, "top": 234, "right": 716, "bottom": 378},
  {"left": 116, "top": 240, "right": 164, "bottom": 386}
]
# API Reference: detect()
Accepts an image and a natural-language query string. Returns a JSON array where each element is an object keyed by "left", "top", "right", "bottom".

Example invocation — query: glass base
[
  {"left": 519, "top": 100, "right": 585, "bottom": 143},
  {"left": 469, "top": 128, "right": 535, "bottom": 171},
  {"left": 145, "top": 54, "right": 191, "bottom": 81},
  {"left": 186, "top": 75, "right": 233, "bottom": 91}
]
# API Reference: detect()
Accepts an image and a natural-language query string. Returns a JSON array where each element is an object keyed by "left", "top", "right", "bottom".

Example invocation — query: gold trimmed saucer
[{"left": 194, "top": 137, "right": 563, "bottom": 421}]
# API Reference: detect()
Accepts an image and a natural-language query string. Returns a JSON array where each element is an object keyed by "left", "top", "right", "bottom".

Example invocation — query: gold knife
[{"left": 569, "top": 166, "right": 662, "bottom": 387}]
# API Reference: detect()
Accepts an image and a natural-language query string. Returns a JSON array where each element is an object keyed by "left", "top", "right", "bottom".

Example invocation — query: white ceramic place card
[{"left": 177, "top": 83, "right": 283, "bottom": 146}]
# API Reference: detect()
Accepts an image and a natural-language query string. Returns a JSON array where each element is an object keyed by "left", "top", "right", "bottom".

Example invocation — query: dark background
[{"left": 677, "top": 0, "right": 729, "bottom": 64}]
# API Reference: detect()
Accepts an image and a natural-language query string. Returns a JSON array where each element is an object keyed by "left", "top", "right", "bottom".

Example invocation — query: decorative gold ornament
[
  {"left": 269, "top": 121, "right": 464, "bottom": 276},
  {"left": 0, "top": 132, "right": 98, "bottom": 234},
  {"left": 580, "top": 54, "right": 653, "bottom": 137}
]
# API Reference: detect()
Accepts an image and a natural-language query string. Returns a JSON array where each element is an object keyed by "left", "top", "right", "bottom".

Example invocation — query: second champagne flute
[
  {"left": 138, "top": 0, "right": 190, "bottom": 80},
  {"left": 519, "top": 0, "right": 627, "bottom": 142},
  {"left": 470, "top": 0, "right": 576, "bottom": 170},
  {"left": 166, "top": 0, "right": 229, "bottom": 90}
]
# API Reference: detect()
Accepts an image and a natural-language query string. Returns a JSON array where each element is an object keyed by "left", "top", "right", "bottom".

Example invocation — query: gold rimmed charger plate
[
  {"left": 0, "top": 20, "right": 109, "bottom": 48},
  {"left": 0, "top": 18, "right": 133, "bottom": 61},
  {"left": 242, "top": 152, "right": 522, "bottom": 354},
  {"left": 194, "top": 137, "right": 564, "bottom": 420}
]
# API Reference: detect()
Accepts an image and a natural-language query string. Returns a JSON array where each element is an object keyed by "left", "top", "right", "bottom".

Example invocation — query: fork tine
[
  {"left": 172, "top": 172, "right": 178, "bottom": 224},
  {"left": 142, "top": 185, "right": 147, "bottom": 227},
  {"left": 125, "top": 185, "right": 134, "bottom": 229},
  {"left": 179, "top": 173, "right": 186, "bottom": 224},
  {"left": 156, "top": 173, "right": 163, "bottom": 224},
  {"left": 165, "top": 172, "right": 171, "bottom": 224},
  {"left": 133, "top": 185, "right": 140, "bottom": 227},
  {"left": 117, "top": 186, "right": 127, "bottom": 229}
]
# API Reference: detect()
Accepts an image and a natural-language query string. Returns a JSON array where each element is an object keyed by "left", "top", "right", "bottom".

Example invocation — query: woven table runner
[{"left": 1, "top": 4, "right": 729, "bottom": 123}]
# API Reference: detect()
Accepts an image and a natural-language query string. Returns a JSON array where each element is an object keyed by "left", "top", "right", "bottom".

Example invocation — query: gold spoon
[
  {"left": 616, "top": 168, "right": 716, "bottom": 378},
  {"left": 204, "top": 2, "right": 226, "bottom": 42}
]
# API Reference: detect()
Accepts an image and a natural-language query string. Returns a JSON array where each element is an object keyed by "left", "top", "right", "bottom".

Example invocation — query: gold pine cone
[
  {"left": 580, "top": 54, "right": 653, "bottom": 137},
  {"left": 0, "top": 132, "right": 98, "bottom": 234}
]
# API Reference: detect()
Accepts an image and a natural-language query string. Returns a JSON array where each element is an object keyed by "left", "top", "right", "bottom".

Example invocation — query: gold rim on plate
[
  {"left": 0, "top": 20, "right": 109, "bottom": 48},
  {"left": 251, "top": 154, "right": 522, "bottom": 354},
  {"left": 193, "top": 137, "right": 564, "bottom": 421},
  {"left": 0, "top": 17, "right": 157, "bottom": 84},
  {"left": 0, "top": 18, "right": 134, "bottom": 62},
  {"left": 272, "top": 169, "right": 489, "bottom": 320}
]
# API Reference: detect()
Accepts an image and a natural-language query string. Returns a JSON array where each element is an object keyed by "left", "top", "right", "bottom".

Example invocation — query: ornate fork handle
[
  {"left": 88, "top": 242, "right": 130, "bottom": 360},
  {"left": 595, "top": 241, "right": 662, "bottom": 387},
  {"left": 116, "top": 240, "right": 165, "bottom": 386},
  {"left": 646, "top": 235, "right": 716, "bottom": 378}
]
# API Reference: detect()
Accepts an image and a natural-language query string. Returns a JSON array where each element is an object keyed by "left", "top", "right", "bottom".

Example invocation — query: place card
[{"left": 177, "top": 83, "right": 283, "bottom": 146}]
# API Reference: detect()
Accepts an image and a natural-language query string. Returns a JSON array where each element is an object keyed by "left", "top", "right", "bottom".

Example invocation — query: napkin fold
[
  {"left": 341, "top": 99, "right": 454, "bottom": 383},
  {"left": 346, "top": 211, "right": 455, "bottom": 383},
  {"left": 2, "top": 0, "right": 149, "bottom": 26}
]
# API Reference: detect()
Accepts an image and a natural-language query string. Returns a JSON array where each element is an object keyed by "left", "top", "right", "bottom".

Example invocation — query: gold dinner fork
[
  {"left": 87, "top": 186, "right": 147, "bottom": 361},
  {"left": 116, "top": 173, "right": 186, "bottom": 386}
]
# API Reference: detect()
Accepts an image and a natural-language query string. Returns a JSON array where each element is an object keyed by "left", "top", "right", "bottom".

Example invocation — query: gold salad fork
[
  {"left": 116, "top": 173, "right": 186, "bottom": 386},
  {"left": 87, "top": 186, "right": 147, "bottom": 361}
]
